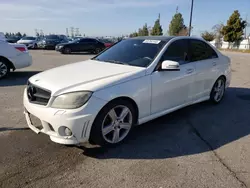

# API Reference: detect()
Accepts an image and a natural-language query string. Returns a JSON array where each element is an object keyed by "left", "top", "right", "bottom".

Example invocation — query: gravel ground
[{"left": 0, "top": 50, "right": 249, "bottom": 188}]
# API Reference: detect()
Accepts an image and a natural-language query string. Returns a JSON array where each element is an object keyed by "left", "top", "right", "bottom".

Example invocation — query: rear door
[
  {"left": 189, "top": 39, "right": 220, "bottom": 100},
  {"left": 77, "top": 39, "right": 88, "bottom": 52},
  {"left": 86, "top": 39, "right": 99, "bottom": 51}
]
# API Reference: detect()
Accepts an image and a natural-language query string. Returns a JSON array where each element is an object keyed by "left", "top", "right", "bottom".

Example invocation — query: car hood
[
  {"left": 18, "top": 40, "right": 34, "bottom": 43},
  {"left": 29, "top": 60, "right": 146, "bottom": 96}
]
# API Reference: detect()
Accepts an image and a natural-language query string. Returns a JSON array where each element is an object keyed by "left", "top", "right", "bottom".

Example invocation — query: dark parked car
[
  {"left": 38, "top": 35, "right": 68, "bottom": 49},
  {"left": 98, "top": 38, "right": 114, "bottom": 48},
  {"left": 55, "top": 38, "right": 106, "bottom": 54},
  {"left": 6, "top": 36, "right": 21, "bottom": 43}
]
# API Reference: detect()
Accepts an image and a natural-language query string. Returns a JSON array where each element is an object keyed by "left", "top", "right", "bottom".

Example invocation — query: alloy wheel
[
  {"left": 0, "top": 61, "right": 8, "bottom": 78},
  {"left": 64, "top": 48, "right": 71, "bottom": 54},
  {"left": 213, "top": 79, "right": 225, "bottom": 102},
  {"left": 95, "top": 48, "right": 101, "bottom": 54},
  {"left": 102, "top": 105, "right": 133, "bottom": 144}
]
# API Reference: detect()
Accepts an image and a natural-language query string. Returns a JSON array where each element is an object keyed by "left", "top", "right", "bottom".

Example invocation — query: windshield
[
  {"left": 72, "top": 38, "right": 81, "bottom": 42},
  {"left": 93, "top": 39, "right": 167, "bottom": 67},
  {"left": 44, "top": 35, "right": 59, "bottom": 40},
  {"left": 22, "top": 37, "right": 36, "bottom": 40}
]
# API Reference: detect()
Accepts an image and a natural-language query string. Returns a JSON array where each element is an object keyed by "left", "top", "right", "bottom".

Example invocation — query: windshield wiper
[{"left": 103, "top": 60, "right": 129, "bottom": 65}]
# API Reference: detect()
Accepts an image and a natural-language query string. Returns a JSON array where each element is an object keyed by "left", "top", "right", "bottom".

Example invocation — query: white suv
[{"left": 0, "top": 32, "right": 32, "bottom": 79}]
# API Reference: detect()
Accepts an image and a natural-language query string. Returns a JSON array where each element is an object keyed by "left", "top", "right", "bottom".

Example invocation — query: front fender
[{"left": 93, "top": 75, "right": 151, "bottom": 119}]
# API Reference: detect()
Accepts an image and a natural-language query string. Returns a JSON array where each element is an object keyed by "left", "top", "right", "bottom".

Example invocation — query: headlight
[{"left": 51, "top": 91, "right": 92, "bottom": 109}]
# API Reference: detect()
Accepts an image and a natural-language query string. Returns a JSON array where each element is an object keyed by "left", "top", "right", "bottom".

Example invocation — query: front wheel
[
  {"left": 210, "top": 77, "right": 226, "bottom": 104},
  {"left": 89, "top": 100, "right": 136, "bottom": 146},
  {"left": 63, "top": 48, "right": 71, "bottom": 54}
]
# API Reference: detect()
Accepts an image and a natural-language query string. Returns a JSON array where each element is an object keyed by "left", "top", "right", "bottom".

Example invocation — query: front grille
[{"left": 27, "top": 81, "right": 51, "bottom": 106}]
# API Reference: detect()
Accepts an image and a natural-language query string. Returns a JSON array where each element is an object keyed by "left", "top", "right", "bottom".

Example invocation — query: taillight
[{"left": 15, "top": 47, "right": 27, "bottom": 52}]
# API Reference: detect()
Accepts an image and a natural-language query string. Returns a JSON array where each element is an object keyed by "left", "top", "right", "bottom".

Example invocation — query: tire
[
  {"left": 0, "top": 59, "right": 10, "bottom": 79},
  {"left": 210, "top": 77, "right": 226, "bottom": 104},
  {"left": 63, "top": 48, "right": 71, "bottom": 54},
  {"left": 89, "top": 99, "right": 137, "bottom": 146},
  {"left": 95, "top": 48, "right": 102, "bottom": 54}
]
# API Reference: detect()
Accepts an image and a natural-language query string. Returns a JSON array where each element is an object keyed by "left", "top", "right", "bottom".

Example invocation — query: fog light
[{"left": 65, "top": 127, "right": 72, "bottom": 136}]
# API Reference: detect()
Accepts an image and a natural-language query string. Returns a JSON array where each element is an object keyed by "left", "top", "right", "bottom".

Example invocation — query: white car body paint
[
  {"left": 17, "top": 38, "right": 38, "bottom": 48},
  {"left": 23, "top": 36, "right": 231, "bottom": 145},
  {"left": 0, "top": 39, "right": 32, "bottom": 69}
]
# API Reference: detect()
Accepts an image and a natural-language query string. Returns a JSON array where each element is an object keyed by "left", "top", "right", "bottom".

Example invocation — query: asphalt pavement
[{"left": 0, "top": 50, "right": 249, "bottom": 188}]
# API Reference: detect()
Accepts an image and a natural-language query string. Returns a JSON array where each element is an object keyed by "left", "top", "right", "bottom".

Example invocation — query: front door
[{"left": 151, "top": 39, "right": 196, "bottom": 114}]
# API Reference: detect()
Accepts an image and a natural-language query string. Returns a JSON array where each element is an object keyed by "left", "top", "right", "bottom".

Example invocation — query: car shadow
[
  {"left": 0, "top": 127, "right": 30, "bottom": 132},
  {"left": 80, "top": 87, "right": 250, "bottom": 160},
  {"left": 0, "top": 71, "right": 41, "bottom": 87}
]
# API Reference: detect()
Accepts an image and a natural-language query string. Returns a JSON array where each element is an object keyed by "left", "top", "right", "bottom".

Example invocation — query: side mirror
[{"left": 161, "top": 60, "right": 180, "bottom": 71}]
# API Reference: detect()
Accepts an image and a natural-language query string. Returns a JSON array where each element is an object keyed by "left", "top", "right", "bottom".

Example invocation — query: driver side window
[
  {"left": 161, "top": 39, "right": 190, "bottom": 65},
  {"left": 79, "top": 39, "right": 87, "bottom": 43}
]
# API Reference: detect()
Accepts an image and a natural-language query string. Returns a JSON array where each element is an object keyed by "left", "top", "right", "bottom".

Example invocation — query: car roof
[
  {"left": 130, "top": 36, "right": 175, "bottom": 41},
  {"left": 128, "top": 36, "right": 205, "bottom": 42}
]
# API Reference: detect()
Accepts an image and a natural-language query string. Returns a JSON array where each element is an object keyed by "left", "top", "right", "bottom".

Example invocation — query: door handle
[
  {"left": 186, "top": 68, "right": 194, "bottom": 74},
  {"left": 212, "top": 62, "right": 217, "bottom": 66}
]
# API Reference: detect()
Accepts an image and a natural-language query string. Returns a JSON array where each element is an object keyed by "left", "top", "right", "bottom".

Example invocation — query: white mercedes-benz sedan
[{"left": 23, "top": 36, "right": 231, "bottom": 146}]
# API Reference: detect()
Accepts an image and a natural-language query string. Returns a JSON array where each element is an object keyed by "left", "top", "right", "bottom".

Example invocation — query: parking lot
[{"left": 0, "top": 50, "right": 250, "bottom": 188}]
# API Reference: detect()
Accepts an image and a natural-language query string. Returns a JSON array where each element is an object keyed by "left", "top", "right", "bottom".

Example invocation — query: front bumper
[
  {"left": 23, "top": 88, "right": 107, "bottom": 145},
  {"left": 55, "top": 46, "right": 63, "bottom": 52}
]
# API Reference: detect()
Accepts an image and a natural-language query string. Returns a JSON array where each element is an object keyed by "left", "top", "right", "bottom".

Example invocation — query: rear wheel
[
  {"left": 210, "top": 77, "right": 226, "bottom": 104},
  {"left": 89, "top": 99, "right": 136, "bottom": 146},
  {"left": 0, "top": 59, "right": 10, "bottom": 79},
  {"left": 95, "top": 48, "right": 102, "bottom": 54}
]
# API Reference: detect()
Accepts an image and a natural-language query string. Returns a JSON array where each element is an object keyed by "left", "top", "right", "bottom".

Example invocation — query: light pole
[{"left": 188, "top": 0, "right": 194, "bottom": 36}]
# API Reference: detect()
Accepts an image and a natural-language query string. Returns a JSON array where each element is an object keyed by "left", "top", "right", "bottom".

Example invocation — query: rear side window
[
  {"left": 162, "top": 39, "right": 189, "bottom": 65},
  {"left": 83, "top": 39, "right": 97, "bottom": 43},
  {"left": 190, "top": 39, "right": 218, "bottom": 62}
]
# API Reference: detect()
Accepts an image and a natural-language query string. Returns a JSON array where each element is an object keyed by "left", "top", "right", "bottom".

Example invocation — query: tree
[
  {"left": 221, "top": 10, "right": 246, "bottom": 48},
  {"left": 22, "top": 33, "right": 27, "bottom": 37},
  {"left": 129, "top": 32, "right": 138, "bottom": 38},
  {"left": 137, "top": 24, "right": 149, "bottom": 36},
  {"left": 16, "top": 32, "right": 22, "bottom": 37},
  {"left": 212, "top": 23, "right": 224, "bottom": 48},
  {"left": 201, "top": 31, "right": 215, "bottom": 41},
  {"left": 168, "top": 13, "right": 185, "bottom": 36},
  {"left": 176, "top": 26, "right": 189, "bottom": 36},
  {"left": 5, "top": 32, "right": 10, "bottom": 38},
  {"left": 151, "top": 18, "right": 163, "bottom": 36},
  {"left": 142, "top": 23, "right": 149, "bottom": 36},
  {"left": 138, "top": 28, "right": 143, "bottom": 36}
]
